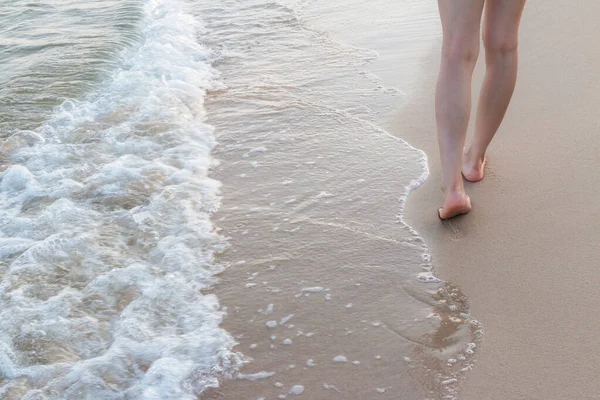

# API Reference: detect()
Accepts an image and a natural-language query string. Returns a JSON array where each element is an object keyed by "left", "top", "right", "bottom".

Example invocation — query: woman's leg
[
  {"left": 463, "top": 0, "right": 526, "bottom": 182},
  {"left": 436, "top": 0, "right": 485, "bottom": 219}
]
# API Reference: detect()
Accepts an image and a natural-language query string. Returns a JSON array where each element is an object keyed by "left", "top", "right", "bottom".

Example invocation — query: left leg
[
  {"left": 463, "top": 0, "right": 526, "bottom": 182},
  {"left": 435, "top": 0, "right": 485, "bottom": 219}
]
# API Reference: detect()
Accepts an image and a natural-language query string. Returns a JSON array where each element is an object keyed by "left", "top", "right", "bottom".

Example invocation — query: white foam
[
  {"left": 260, "top": 303, "right": 274, "bottom": 314},
  {"left": 238, "top": 371, "right": 276, "bottom": 381},
  {"left": 417, "top": 272, "right": 442, "bottom": 283},
  {"left": 289, "top": 385, "right": 305, "bottom": 395},
  {"left": 280, "top": 314, "right": 294, "bottom": 325},
  {"left": 266, "top": 320, "right": 278, "bottom": 328},
  {"left": 323, "top": 384, "right": 340, "bottom": 392},
  {"left": 243, "top": 146, "right": 268, "bottom": 158},
  {"left": 0, "top": 237, "right": 37, "bottom": 258},
  {"left": 314, "top": 191, "right": 335, "bottom": 199},
  {"left": 0, "top": 0, "right": 240, "bottom": 397},
  {"left": 301, "top": 286, "right": 324, "bottom": 293}
]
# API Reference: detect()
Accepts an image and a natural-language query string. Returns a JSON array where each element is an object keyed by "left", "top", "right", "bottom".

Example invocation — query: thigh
[
  {"left": 483, "top": 0, "right": 526, "bottom": 48},
  {"left": 438, "top": 0, "right": 485, "bottom": 55}
]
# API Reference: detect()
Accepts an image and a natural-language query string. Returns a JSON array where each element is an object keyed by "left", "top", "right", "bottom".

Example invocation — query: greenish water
[{"left": 0, "top": 0, "right": 142, "bottom": 133}]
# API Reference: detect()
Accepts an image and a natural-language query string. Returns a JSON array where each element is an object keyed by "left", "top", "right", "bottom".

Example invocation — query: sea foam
[{"left": 0, "top": 0, "right": 239, "bottom": 398}]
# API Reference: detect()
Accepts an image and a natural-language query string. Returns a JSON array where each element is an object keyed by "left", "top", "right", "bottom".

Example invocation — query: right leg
[
  {"left": 463, "top": 0, "right": 526, "bottom": 182},
  {"left": 436, "top": 0, "right": 485, "bottom": 219}
]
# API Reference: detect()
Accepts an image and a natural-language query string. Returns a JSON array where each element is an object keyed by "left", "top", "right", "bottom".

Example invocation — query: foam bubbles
[
  {"left": 0, "top": 165, "right": 37, "bottom": 193},
  {"left": 289, "top": 385, "right": 305, "bottom": 395},
  {"left": 280, "top": 314, "right": 294, "bottom": 325},
  {"left": 417, "top": 272, "right": 441, "bottom": 283},
  {"left": 0, "top": 0, "right": 240, "bottom": 398},
  {"left": 238, "top": 371, "right": 276, "bottom": 381},
  {"left": 266, "top": 320, "right": 278, "bottom": 328}
]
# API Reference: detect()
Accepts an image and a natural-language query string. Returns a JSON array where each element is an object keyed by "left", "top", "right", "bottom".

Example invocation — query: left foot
[
  {"left": 438, "top": 189, "right": 472, "bottom": 220},
  {"left": 462, "top": 150, "right": 486, "bottom": 182}
]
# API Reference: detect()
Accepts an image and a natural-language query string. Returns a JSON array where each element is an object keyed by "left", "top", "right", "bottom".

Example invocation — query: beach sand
[
  {"left": 205, "top": 0, "right": 600, "bottom": 399},
  {"left": 389, "top": 2, "right": 600, "bottom": 399}
]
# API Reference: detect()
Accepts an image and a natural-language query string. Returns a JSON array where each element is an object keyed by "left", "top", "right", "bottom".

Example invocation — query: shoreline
[{"left": 201, "top": 1, "right": 479, "bottom": 398}]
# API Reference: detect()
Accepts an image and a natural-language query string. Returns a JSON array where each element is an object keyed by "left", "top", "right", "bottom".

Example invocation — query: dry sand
[{"left": 388, "top": 2, "right": 600, "bottom": 399}]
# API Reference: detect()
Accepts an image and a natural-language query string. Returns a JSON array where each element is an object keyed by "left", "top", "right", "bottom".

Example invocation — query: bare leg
[
  {"left": 436, "top": 0, "right": 484, "bottom": 219},
  {"left": 463, "top": 0, "right": 526, "bottom": 182}
]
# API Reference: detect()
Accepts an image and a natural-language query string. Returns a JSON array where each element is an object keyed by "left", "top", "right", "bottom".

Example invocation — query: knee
[
  {"left": 441, "top": 39, "right": 480, "bottom": 65},
  {"left": 483, "top": 31, "right": 518, "bottom": 55}
]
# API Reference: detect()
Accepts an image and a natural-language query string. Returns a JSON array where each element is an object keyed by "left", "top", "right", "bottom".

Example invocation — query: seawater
[
  {"left": 0, "top": 1, "right": 240, "bottom": 399},
  {"left": 0, "top": 0, "right": 481, "bottom": 399}
]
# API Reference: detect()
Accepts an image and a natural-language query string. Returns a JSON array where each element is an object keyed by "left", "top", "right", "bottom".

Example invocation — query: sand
[
  {"left": 389, "top": 2, "right": 600, "bottom": 399},
  {"left": 206, "top": 0, "right": 600, "bottom": 399}
]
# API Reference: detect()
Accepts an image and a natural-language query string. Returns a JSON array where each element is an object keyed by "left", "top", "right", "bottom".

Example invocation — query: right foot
[
  {"left": 462, "top": 151, "right": 486, "bottom": 182},
  {"left": 438, "top": 190, "right": 472, "bottom": 220}
]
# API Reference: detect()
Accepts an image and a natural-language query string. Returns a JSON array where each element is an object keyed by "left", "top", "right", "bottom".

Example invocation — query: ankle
[
  {"left": 441, "top": 180, "right": 465, "bottom": 195},
  {"left": 464, "top": 146, "right": 486, "bottom": 165}
]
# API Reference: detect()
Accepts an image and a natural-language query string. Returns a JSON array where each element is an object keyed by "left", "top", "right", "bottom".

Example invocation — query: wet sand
[{"left": 200, "top": 1, "right": 478, "bottom": 399}]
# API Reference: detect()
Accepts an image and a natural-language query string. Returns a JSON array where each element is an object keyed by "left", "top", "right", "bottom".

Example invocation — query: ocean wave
[{"left": 0, "top": 0, "right": 240, "bottom": 398}]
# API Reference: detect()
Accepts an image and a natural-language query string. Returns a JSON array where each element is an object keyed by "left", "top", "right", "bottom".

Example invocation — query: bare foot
[
  {"left": 438, "top": 190, "right": 472, "bottom": 220},
  {"left": 462, "top": 151, "right": 486, "bottom": 182}
]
